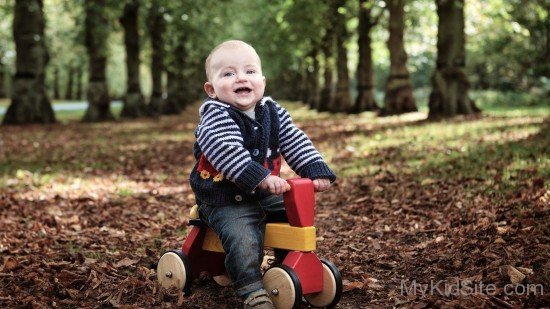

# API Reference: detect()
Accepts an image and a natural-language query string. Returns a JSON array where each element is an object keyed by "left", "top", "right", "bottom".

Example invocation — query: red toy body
[{"left": 157, "top": 178, "right": 342, "bottom": 308}]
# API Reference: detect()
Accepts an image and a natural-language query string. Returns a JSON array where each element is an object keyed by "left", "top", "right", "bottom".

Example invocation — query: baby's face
[{"left": 204, "top": 45, "right": 266, "bottom": 111}]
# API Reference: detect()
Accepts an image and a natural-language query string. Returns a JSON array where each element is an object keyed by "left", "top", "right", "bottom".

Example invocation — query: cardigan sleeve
[
  {"left": 275, "top": 102, "right": 336, "bottom": 182},
  {"left": 196, "top": 106, "right": 271, "bottom": 193}
]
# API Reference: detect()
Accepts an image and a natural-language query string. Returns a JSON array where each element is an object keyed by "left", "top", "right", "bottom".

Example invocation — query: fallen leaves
[
  {"left": 343, "top": 276, "right": 383, "bottom": 293},
  {"left": 3, "top": 256, "right": 19, "bottom": 271},
  {"left": 0, "top": 108, "right": 548, "bottom": 308},
  {"left": 114, "top": 257, "right": 140, "bottom": 268},
  {"left": 499, "top": 265, "right": 534, "bottom": 284}
]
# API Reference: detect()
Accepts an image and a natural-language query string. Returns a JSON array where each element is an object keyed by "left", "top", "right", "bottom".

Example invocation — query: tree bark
[
  {"left": 164, "top": 30, "right": 190, "bottom": 115},
  {"left": 53, "top": 67, "right": 60, "bottom": 99},
  {"left": 0, "top": 60, "right": 6, "bottom": 98},
  {"left": 120, "top": 0, "right": 145, "bottom": 118},
  {"left": 331, "top": 0, "right": 353, "bottom": 113},
  {"left": 148, "top": 0, "right": 165, "bottom": 116},
  {"left": 306, "top": 47, "right": 321, "bottom": 110},
  {"left": 354, "top": 0, "right": 380, "bottom": 113},
  {"left": 76, "top": 64, "right": 83, "bottom": 100},
  {"left": 65, "top": 65, "right": 74, "bottom": 100},
  {"left": 82, "top": 0, "right": 114, "bottom": 122},
  {"left": 165, "top": 69, "right": 183, "bottom": 115},
  {"left": 429, "top": 0, "right": 479, "bottom": 118},
  {"left": 3, "top": 0, "right": 55, "bottom": 125},
  {"left": 318, "top": 28, "right": 334, "bottom": 112},
  {"left": 381, "top": 0, "right": 417, "bottom": 116}
]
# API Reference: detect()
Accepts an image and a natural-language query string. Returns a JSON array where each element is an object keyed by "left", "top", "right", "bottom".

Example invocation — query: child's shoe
[{"left": 243, "top": 289, "right": 275, "bottom": 309}]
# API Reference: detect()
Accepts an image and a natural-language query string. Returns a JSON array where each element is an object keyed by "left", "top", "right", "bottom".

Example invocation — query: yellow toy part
[
  {"left": 201, "top": 223, "right": 316, "bottom": 253},
  {"left": 189, "top": 205, "right": 199, "bottom": 219},
  {"left": 203, "top": 228, "right": 224, "bottom": 252},
  {"left": 265, "top": 223, "right": 316, "bottom": 251}
]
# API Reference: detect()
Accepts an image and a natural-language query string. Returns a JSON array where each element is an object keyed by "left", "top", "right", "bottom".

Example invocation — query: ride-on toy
[{"left": 156, "top": 178, "right": 342, "bottom": 308}]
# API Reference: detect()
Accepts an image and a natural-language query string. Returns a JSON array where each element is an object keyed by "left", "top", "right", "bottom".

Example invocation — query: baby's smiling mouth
[{"left": 235, "top": 87, "right": 252, "bottom": 94}]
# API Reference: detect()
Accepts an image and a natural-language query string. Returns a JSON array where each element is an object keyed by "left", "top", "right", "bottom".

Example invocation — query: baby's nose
[{"left": 236, "top": 71, "right": 247, "bottom": 81}]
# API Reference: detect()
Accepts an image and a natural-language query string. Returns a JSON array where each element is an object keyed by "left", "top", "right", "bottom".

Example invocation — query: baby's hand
[
  {"left": 259, "top": 175, "right": 291, "bottom": 195},
  {"left": 313, "top": 178, "right": 331, "bottom": 192}
]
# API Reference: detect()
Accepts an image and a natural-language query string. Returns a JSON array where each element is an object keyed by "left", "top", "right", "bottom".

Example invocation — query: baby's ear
[{"left": 204, "top": 82, "right": 217, "bottom": 98}]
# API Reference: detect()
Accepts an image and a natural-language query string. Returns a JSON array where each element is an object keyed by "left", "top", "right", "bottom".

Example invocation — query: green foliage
[
  {"left": 0, "top": 0, "right": 546, "bottom": 107},
  {"left": 466, "top": 0, "right": 550, "bottom": 91},
  {"left": 44, "top": 0, "right": 88, "bottom": 99}
]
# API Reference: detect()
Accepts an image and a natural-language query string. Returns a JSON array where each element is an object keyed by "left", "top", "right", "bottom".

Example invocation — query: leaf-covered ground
[{"left": 0, "top": 102, "right": 548, "bottom": 308}]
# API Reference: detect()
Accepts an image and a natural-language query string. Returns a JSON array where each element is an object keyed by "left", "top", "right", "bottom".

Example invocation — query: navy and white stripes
[
  {"left": 190, "top": 97, "right": 336, "bottom": 206},
  {"left": 197, "top": 105, "right": 250, "bottom": 181},
  {"left": 277, "top": 105, "right": 324, "bottom": 173},
  {"left": 197, "top": 99, "right": 323, "bottom": 182}
]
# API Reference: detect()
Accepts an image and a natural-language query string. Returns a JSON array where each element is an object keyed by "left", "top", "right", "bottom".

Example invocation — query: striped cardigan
[{"left": 189, "top": 97, "right": 336, "bottom": 206}]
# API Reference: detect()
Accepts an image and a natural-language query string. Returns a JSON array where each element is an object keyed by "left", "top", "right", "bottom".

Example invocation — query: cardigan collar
[{"left": 199, "top": 97, "right": 273, "bottom": 117}]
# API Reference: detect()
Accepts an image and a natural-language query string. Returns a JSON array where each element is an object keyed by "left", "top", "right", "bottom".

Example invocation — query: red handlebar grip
[{"left": 283, "top": 178, "right": 315, "bottom": 227}]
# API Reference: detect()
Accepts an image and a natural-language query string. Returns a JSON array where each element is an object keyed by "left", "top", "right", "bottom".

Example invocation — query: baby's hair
[{"left": 204, "top": 40, "right": 261, "bottom": 81}]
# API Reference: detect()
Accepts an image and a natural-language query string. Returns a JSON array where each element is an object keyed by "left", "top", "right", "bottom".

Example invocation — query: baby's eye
[
  {"left": 223, "top": 71, "right": 235, "bottom": 77},
  {"left": 246, "top": 70, "right": 256, "bottom": 74}
]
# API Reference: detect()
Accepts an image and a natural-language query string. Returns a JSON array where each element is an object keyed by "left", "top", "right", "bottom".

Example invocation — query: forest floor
[{"left": 0, "top": 102, "right": 548, "bottom": 308}]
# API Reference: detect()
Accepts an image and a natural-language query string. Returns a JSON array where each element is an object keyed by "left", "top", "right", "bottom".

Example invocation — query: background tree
[
  {"left": 277, "top": 0, "right": 328, "bottom": 110},
  {"left": 0, "top": 52, "right": 6, "bottom": 98},
  {"left": 354, "top": 0, "right": 384, "bottom": 113},
  {"left": 467, "top": 0, "right": 549, "bottom": 92},
  {"left": 428, "top": 0, "right": 479, "bottom": 118},
  {"left": 331, "top": 0, "right": 353, "bottom": 113},
  {"left": 119, "top": 0, "right": 146, "bottom": 118},
  {"left": 318, "top": 16, "right": 336, "bottom": 112},
  {"left": 82, "top": 0, "right": 114, "bottom": 122},
  {"left": 52, "top": 66, "right": 60, "bottom": 99},
  {"left": 1, "top": 0, "right": 546, "bottom": 123},
  {"left": 305, "top": 47, "right": 321, "bottom": 110},
  {"left": 162, "top": 2, "right": 206, "bottom": 115},
  {"left": 64, "top": 63, "right": 74, "bottom": 100},
  {"left": 43, "top": 1, "right": 86, "bottom": 103},
  {"left": 147, "top": 0, "right": 165, "bottom": 115},
  {"left": 163, "top": 11, "right": 186, "bottom": 116},
  {"left": 0, "top": 5, "right": 14, "bottom": 99},
  {"left": 3, "top": 0, "right": 55, "bottom": 125},
  {"left": 75, "top": 59, "right": 85, "bottom": 100},
  {"left": 381, "top": 0, "right": 416, "bottom": 116}
]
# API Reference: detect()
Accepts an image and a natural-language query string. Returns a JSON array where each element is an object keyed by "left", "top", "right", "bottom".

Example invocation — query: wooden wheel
[
  {"left": 213, "top": 273, "right": 232, "bottom": 287},
  {"left": 157, "top": 250, "right": 191, "bottom": 293},
  {"left": 304, "top": 259, "right": 342, "bottom": 308},
  {"left": 263, "top": 265, "right": 302, "bottom": 309}
]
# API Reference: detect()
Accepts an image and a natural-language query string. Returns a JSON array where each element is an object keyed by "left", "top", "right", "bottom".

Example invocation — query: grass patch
[
  {"left": 0, "top": 100, "right": 123, "bottom": 123},
  {"left": 117, "top": 188, "right": 135, "bottom": 197},
  {"left": 282, "top": 92, "right": 548, "bottom": 202}
]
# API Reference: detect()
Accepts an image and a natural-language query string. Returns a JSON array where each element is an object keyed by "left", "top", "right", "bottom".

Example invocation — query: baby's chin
[
  {"left": 230, "top": 101, "right": 257, "bottom": 111},
  {"left": 226, "top": 96, "right": 264, "bottom": 110}
]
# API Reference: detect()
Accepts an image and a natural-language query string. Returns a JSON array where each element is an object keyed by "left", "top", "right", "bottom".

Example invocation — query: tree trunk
[
  {"left": 53, "top": 67, "right": 60, "bottom": 99},
  {"left": 331, "top": 0, "right": 353, "bottom": 113},
  {"left": 148, "top": 0, "right": 165, "bottom": 116},
  {"left": 82, "top": 0, "right": 114, "bottom": 122},
  {"left": 164, "top": 34, "right": 186, "bottom": 115},
  {"left": 76, "top": 64, "right": 83, "bottom": 100},
  {"left": 381, "top": 0, "right": 417, "bottom": 116},
  {"left": 120, "top": 0, "right": 145, "bottom": 118},
  {"left": 354, "top": 0, "right": 379, "bottom": 113},
  {"left": 165, "top": 70, "right": 183, "bottom": 115},
  {"left": 318, "top": 28, "right": 334, "bottom": 112},
  {"left": 65, "top": 65, "right": 74, "bottom": 100},
  {"left": 306, "top": 47, "right": 320, "bottom": 110},
  {"left": 429, "top": 0, "right": 479, "bottom": 118},
  {"left": 3, "top": 0, "right": 55, "bottom": 125},
  {"left": 0, "top": 60, "right": 6, "bottom": 98}
]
